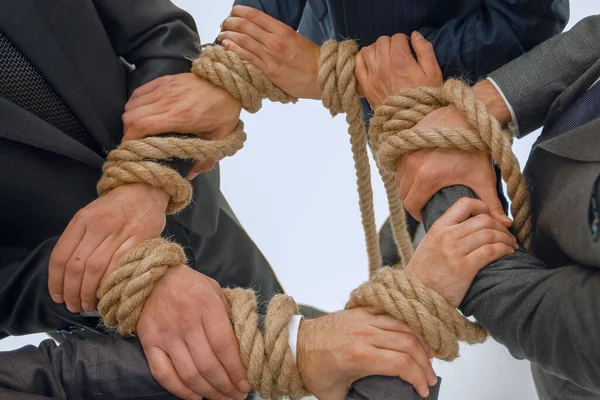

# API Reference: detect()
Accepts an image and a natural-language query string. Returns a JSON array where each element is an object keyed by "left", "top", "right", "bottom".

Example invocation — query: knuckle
[
  {"left": 197, "top": 356, "right": 218, "bottom": 375},
  {"left": 130, "top": 118, "right": 149, "bottom": 134},
  {"left": 376, "top": 35, "right": 390, "bottom": 46},
  {"left": 348, "top": 345, "right": 369, "bottom": 364},
  {"left": 213, "top": 334, "right": 234, "bottom": 354},
  {"left": 180, "top": 367, "right": 202, "bottom": 385},
  {"left": 402, "top": 335, "right": 420, "bottom": 350},
  {"left": 481, "top": 229, "right": 496, "bottom": 243},
  {"left": 150, "top": 364, "right": 170, "bottom": 383}
]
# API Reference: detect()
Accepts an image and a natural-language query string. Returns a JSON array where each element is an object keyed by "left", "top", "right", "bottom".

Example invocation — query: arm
[
  {"left": 91, "top": 0, "right": 199, "bottom": 95},
  {"left": 421, "top": 0, "right": 568, "bottom": 83},
  {"left": 488, "top": 14, "right": 600, "bottom": 136},
  {"left": 0, "top": 337, "right": 171, "bottom": 400},
  {"left": 421, "top": 186, "right": 600, "bottom": 392}
]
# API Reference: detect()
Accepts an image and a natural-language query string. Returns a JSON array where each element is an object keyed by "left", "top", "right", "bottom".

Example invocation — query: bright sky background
[{"left": 2, "top": 2, "right": 600, "bottom": 400}]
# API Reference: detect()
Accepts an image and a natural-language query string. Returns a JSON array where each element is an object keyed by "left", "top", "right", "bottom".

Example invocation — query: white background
[{"left": 2, "top": 1, "right": 599, "bottom": 399}]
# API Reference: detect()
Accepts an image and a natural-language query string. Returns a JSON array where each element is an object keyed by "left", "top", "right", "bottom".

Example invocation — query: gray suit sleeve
[
  {"left": 422, "top": 186, "right": 600, "bottom": 393},
  {"left": 488, "top": 15, "right": 600, "bottom": 137},
  {"left": 0, "top": 337, "right": 174, "bottom": 400}
]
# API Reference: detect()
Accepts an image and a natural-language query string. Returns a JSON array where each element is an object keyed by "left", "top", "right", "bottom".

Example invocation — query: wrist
[
  {"left": 472, "top": 79, "right": 512, "bottom": 126},
  {"left": 114, "top": 183, "right": 170, "bottom": 211}
]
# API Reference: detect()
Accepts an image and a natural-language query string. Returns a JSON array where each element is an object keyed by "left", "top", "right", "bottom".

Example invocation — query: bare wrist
[
  {"left": 472, "top": 79, "right": 512, "bottom": 126},
  {"left": 114, "top": 183, "right": 170, "bottom": 211}
]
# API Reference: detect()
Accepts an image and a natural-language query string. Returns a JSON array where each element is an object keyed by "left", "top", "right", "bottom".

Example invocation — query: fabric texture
[{"left": 0, "top": 31, "right": 100, "bottom": 153}]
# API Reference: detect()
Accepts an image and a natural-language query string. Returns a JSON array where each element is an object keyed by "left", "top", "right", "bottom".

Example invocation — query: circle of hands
[{"left": 47, "top": 5, "right": 517, "bottom": 400}]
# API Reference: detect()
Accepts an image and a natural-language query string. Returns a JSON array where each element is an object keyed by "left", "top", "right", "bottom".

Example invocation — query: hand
[
  {"left": 404, "top": 198, "right": 517, "bottom": 307},
  {"left": 396, "top": 105, "right": 512, "bottom": 226},
  {"left": 355, "top": 32, "right": 443, "bottom": 108},
  {"left": 123, "top": 73, "right": 242, "bottom": 179},
  {"left": 218, "top": 5, "right": 321, "bottom": 99},
  {"left": 138, "top": 265, "right": 250, "bottom": 400},
  {"left": 48, "top": 183, "right": 168, "bottom": 313},
  {"left": 298, "top": 308, "right": 438, "bottom": 399}
]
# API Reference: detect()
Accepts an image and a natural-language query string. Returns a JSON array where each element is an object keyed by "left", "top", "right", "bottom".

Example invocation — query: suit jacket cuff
[{"left": 486, "top": 77, "right": 520, "bottom": 137}]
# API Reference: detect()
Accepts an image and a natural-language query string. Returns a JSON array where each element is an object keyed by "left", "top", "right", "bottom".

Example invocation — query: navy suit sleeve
[
  {"left": 419, "top": 0, "right": 569, "bottom": 81},
  {"left": 233, "top": 0, "right": 308, "bottom": 30}
]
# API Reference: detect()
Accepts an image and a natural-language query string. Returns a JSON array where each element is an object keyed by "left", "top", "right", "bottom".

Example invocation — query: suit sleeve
[
  {"left": 419, "top": 0, "right": 568, "bottom": 84},
  {"left": 0, "top": 242, "right": 97, "bottom": 337},
  {"left": 232, "top": 0, "right": 308, "bottom": 31},
  {"left": 0, "top": 337, "right": 173, "bottom": 400},
  {"left": 488, "top": 14, "right": 600, "bottom": 137},
  {"left": 422, "top": 186, "right": 600, "bottom": 393}
]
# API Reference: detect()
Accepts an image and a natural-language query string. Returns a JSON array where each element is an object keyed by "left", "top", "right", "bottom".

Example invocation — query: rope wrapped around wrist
[{"left": 95, "top": 40, "right": 532, "bottom": 398}]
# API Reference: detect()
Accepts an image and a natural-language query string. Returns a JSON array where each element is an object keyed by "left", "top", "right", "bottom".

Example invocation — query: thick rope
[
  {"left": 95, "top": 42, "right": 506, "bottom": 398},
  {"left": 372, "top": 80, "right": 532, "bottom": 247}
]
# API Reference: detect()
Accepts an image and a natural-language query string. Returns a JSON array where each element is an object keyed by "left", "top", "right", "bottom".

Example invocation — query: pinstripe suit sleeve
[
  {"left": 233, "top": 0, "right": 308, "bottom": 30},
  {"left": 488, "top": 15, "right": 600, "bottom": 137},
  {"left": 420, "top": 0, "right": 568, "bottom": 82}
]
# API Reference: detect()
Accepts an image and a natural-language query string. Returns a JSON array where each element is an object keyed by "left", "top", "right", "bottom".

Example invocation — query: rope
[
  {"left": 93, "top": 41, "right": 536, "bottom": 398},
  {"left": 371, "top": 81, "right": 532, "bottom": 247}
]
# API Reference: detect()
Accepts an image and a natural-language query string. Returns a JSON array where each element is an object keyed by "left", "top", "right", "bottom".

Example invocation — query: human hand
[
  {"left": 404, "top": 198, "right": 517, "bottom": 307},
  {"left": 218, "top": 5, "right": 321, "bottom": 99},
  {"left": 123, "top": 73, "right": 242, "bottom": 178},
  {"left": 48, "top": 183, "right": 168, "bottom": 313},
  {"left": 396, "top": 105, "right": 512, "bottom": 226},
  {"left": 355, "top": 32, "right": 443, "bottom": 108},
  {"left": 298, "top": 308, "right": 438, "bottom": 399},
  {"left": 138, "top": 265, "right": 250, "bottom": 400}
]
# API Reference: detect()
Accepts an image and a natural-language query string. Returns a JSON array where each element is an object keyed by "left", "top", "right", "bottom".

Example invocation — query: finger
[
  {"left": 402, "top": 175, "right": 436, "bottom": 222},
  {"left": 459, "top": 229, "right": 518, "bottom": 256},
  {"left": 63, "top": 230, "right": 107, "bottom": 313},
  {"left": 371, "top": 349, "right": 432, "bottom": 398},
  {"left": 221, "top": 36, "right": 268, "bottom": 73},
  {"left": 188, "top": 160, "right": 216, "bottom": 181},
  {"left": 454, "top": 212, "right": 513, "bottom": 240},
  {"left": 168, "top": 340, "right": 228, "bottom": 399},
  {"left": 374, "top": 330, "right": 437, "bottom": 387},
  {"left": 230, "top": 5, "right": 285, "bottom": 34},
  {"left": 48, "top": 222, "right": 86, "bottom": 304},
  {"left": 221, "top": 16, "right": 271, "bottom": 47},
  {"left": 474, "top": 185, "right": 513, "bottom": 228},
  {"left": 390, "top": 33, "right": 417, "bottom": 70},
  {"left": 199, "top": 303, "right": 250, "bottom": 396},
  {"left": 361, "top": 44, "right": 377, "bottom": 76},
  {"left": 354, "top": 51, "right": 369, "bottom": 96},
  {"left": 123, "top": 111, "right": 177, "bottom": 141},
  {"left": 124, "top": 89, "right": 163, "bottom": 112},
  {"left": 411, "top": 31, "right": 441, "bottom": 77},
  {"left": 79, "top": 235, "right": 121, "bottom": 311},
  {"left": 130, "top": 77, "right": 166, "bottom": 101},
  {"left": 436, "top": 198, "right": 491, "bottom": 226},
  {"left": 369, "top": 314, "right": 435, "bottom": 358},
  {"left": 145, "top": 346, "right": 197, "bottom": 400},
  {"left": 375, "top": 36, "right": 392, "bottom": 74},
  {"left": 466, "top": 243, "right": 515, "bottom": 273}
]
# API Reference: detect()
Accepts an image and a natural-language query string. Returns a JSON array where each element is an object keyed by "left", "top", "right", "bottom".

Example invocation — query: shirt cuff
[
  {"left": 287, "top": 314, "right": 303, "bottom": 364},
  {"left": 486, "top": 77, "right": 520, "bottom": 137}
]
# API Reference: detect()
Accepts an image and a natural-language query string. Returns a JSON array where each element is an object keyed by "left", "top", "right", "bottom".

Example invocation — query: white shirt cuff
[
  {"left": 486, "top": 77, "right": 520, "bottom": 137},
  {"left": 287, "top": 314, "right": 303, "bottom": 364}
]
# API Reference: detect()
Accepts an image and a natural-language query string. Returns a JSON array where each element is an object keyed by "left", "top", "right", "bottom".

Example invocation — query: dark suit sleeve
[
  {"left": 0, "top": 337, "right": 174, "bottom": 400},
  {"left": 91, "top": 0, "right": 201, "bottom": 177},
  {"left": 422, "top": 186, "right": 600, "bottom": 393},
  {"left": 232, "top": 0, "right": 308, "bottom": 31},
  {"left": 0, "top": 242, "right": 98, "bottom": 337},
  {"left": 419, "top": 0, "right": 568, "bottom": 82}
]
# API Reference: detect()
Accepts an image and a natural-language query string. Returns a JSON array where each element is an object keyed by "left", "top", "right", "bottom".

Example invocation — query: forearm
[
  {"left": 422, "top": 186, "right": 600, "bottom": 392},
  {"left": 421, "top": 0, "right": 568, "bottom": 82}
]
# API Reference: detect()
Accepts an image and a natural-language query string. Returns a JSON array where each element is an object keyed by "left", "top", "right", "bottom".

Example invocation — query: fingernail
[
  {"left": 238, "top": 380, "right": 251, "bottom": 393},
  {"left": 81, "top": 301, "right": 92, "bottom": 311},
  {"left": 422, "top": 388, "right": 430, "bottom": 398},
  {"left": 66, "top": 304, "right": 79, "bottom": 314},
  {"left": 429, "top": 371, "right": 438, "bottom": 386},
  {"left": 222, "top": 39, "right": 231, "bottom": 48},
  {"left": 188, "top": 172, "right": 199, "bottom": 181},
  {"left": 413, "top": 31, "right": 423, "bottom": 40},
  {"left": 51, "top": 294, "right": 64, "bottom": 304}
]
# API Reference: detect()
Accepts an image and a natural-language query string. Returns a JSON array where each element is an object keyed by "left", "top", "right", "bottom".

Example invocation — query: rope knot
[{"left": 98, "top": 238, "right": 187, "bottom": 336}]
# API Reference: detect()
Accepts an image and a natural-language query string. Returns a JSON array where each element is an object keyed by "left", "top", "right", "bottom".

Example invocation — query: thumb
[{"left": 476, "top": 187, "right": 513, "bottom": 228}]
